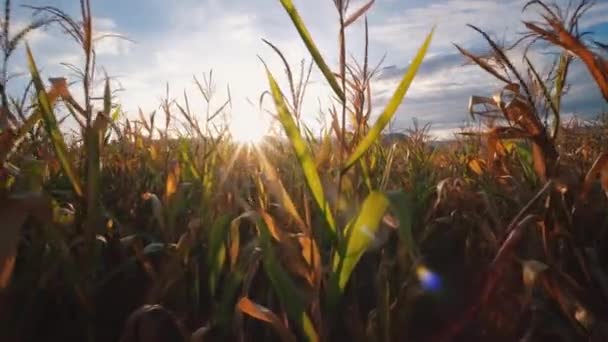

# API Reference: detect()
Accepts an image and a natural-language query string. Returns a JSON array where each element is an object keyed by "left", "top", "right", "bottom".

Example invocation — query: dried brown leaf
[
  {"left": 237, "top": 297, "right": 297, "bottom": 342},
  {"left": 532, "top": 141, "right": 548, "bottom": 181},
  {"left": 454, "top": 43, "right": 511, "bottom": 84},
  {"left": 164, "top": 160, "right": 180, "bottom": 204},
  {"left": 344, "top": 0, "right": 375, "bottom": 27},
  {"left": 259, "top": 210, "right": 287, "bottom": 242},
  {"left": 524, "top": 18, "right": 608, "bottom": 101}
]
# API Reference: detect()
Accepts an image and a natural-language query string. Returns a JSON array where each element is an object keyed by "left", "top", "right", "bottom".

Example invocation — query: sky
[{"left": 7, "top": 0, "right": 608, "bottom": 139}]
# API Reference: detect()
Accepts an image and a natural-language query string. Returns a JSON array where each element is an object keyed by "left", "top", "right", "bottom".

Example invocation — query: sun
[{"left": 229, "top": 111, "right": 270, "bottom": 145}]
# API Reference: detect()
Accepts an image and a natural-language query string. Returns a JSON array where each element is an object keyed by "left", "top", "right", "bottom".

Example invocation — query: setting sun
[{"left": 229, "top": 111, "right": 270, "bottom": 145}]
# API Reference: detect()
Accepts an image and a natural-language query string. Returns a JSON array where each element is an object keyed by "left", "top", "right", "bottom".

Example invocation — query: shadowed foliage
[{"left": 0, "top": 0, "right": 607, "bottom": 341}]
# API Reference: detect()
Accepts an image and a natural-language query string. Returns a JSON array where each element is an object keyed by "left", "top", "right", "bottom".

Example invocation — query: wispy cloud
[{"left": 7, "top": 0, "right": 608, "bottom": 139}]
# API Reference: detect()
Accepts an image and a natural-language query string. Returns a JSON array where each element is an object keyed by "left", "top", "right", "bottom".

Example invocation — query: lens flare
[{"left": 416, "top": 265, "right": 441, "bottom": 292}]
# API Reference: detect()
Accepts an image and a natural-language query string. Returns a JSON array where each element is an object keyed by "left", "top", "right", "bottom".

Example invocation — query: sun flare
[{"left": 229, "top": 112, "right": 270, "bottom": 145}]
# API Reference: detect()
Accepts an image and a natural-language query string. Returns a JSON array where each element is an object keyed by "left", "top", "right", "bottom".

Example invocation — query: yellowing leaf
[
  {"left": 237, "top": 297, "right": 297, "bottom": 342},
  {"left": 343, "top": 27, "right": 435, "bottom": 171},
  {"left": 26, "top": 44, "right": 83, "bottom": 197},
  {"left": 165, "top": 160, "right": 181, "bottom": 204},
  {"left": 278, "top": 0, "right": 345, "bottom": 102},
  {"left": 468, "top": 158, "right": 484, "bottom": 175},
  {"left": 265, "top": 68, "right": 336, "bottom": 236},
  {"left": 332, "top": 191, "right": 390, "bottom": 292}
]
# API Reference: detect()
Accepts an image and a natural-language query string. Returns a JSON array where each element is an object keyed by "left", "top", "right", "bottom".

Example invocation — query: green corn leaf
[
  {"left": 207, "top": 215, "right": 232, "bottom": 296},
  {"left": 278, "top": 0, "right": 345, "bottom": 103},
  {"left": 551, "top": 53, "right": 570, "bottom": 139},
  {"left": 359, "top": 158, "right": 373, "bottom": 192},
  {"left": 111, "top": 105, "right": 121, "bottom": 122},
  {"left": 179, "top": 139, "right": 201, "bottom": 182},
  {"left": 265, "top": 68, "right": 337, "bottom": 235},
  {"left": 343, "top": 27, "right": 435, "bottom": 171},
  {"left": 386, "top": 191, "right": 419, "bottom": 261},
  {"left": 84, "top": 78, "right": 113, "bottom": 235},
  {"left": 331, "top": 191, "right": 390, "bottom": 293},
  {"left": 85, "top": 124, "right": 101, "bottom": 235},
  {"left": 26, "top": 44, "right": 83, "bottom": 197},
  {"left": 103, "top": 77, "right": 111, "bottom": 116}
]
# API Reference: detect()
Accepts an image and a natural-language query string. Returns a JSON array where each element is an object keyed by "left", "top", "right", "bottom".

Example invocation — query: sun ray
[{"left": 229, "top": 111, "right": 270, "bottom": 145}]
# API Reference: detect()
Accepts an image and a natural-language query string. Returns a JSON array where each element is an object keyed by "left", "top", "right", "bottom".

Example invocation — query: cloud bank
[{"left": 7, "top": 0, "right": 608, "bottom": 139}]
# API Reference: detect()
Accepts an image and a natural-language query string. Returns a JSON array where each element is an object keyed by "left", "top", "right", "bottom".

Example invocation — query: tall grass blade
[
  {"left": 25, "top": 44, "right": 83, "bottom": 197},
  {"left": 343, "top": 27, "right": 435, "bottom": 171},
  {"left": 278, "top": 0, "right": 345, "bottom": 102}
]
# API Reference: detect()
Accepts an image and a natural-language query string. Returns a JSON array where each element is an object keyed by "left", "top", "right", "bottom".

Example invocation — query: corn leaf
[
  {"left": 386, "top": 191, "right": 419, "bottom": 261},
  {"left": 85, "top": 123, "right": 102, "bottom": 235},
  {"left": 26, "top": 44, "right": 83, "bottom": 197},
  {"left": 332, "top": 191, "right": 390, "bottom": 293},
  {"left": 278, "top": 0, "right": 345, "bottom": 102},
  {"left": 257, "top": 214, "right": 319, "bottom": 342},
  {"left": 524, "top": 56, "right": 560, "bottom": 139},
  {"left": 257, "top": 148, "right": 308, "bottom": 232},
  {"left": 344, "top": 0, "right": 375, "bottom": 27},
  {"left": 266, "top": 68, "right": 337, "bottom": 235},
  {"left": 207, "top": 215, "right": 232, "bottom": 296},
  {"left": 228, "top": 211, "right": 257, "bottom": 270},
  {"left": 343, "top": 27, "right": 435, "bottom": 171},
  {"left": 237, "top": 297, "right": 297, "bottom": 342}
]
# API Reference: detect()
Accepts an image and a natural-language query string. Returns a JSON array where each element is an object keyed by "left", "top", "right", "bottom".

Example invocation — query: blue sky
[{"left": 8, "top": 0, "right": 608, "bottom": 138}]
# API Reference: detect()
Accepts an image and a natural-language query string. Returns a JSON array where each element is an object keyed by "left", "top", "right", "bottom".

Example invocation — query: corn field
[{"left": 1, "top": 0, "right": 608, "bottom": 341}]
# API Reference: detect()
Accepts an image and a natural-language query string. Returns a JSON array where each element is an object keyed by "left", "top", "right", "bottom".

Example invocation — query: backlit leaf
[
  {"left": 343, "top": 27, "right": 435, "bottom": 171},
  {"left": 237, "top": 297, "right": 297, "bottom": 342},
  {"left": 332, "top": 191, "right": 390, "bottom": 292},
  {"left": 278, "top": 0, "right": 345, "bottom": 102},
  {"left": 207, "top": 215, "right": 232, "bottom": 296},
  {"left": 344, "top": 0, "right": 375, "bottom": 27},
  {"left": 26, "top": 44, "right": 83, "bottom": 197},
  {"left": 265, "top": 68, "right": 337, "bottom": 236}
]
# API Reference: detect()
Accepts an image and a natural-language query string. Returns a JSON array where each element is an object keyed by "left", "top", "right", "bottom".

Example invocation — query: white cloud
[{"left": 6, "top": 0, "right": 607, "bottom": 140}]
